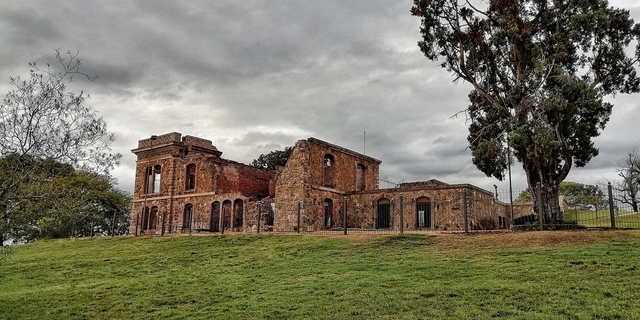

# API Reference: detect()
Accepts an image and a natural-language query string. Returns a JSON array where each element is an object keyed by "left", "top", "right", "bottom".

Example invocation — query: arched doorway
[
  {"left": 210, "top": 201, "right": 221, "bottom": 232},
  {"left": 233, "top": 199, "right": 244, "bottom": 231},
  {"left": 416, "top": 196, "right": 431, "bottom": 229},
  {"left": 376, "top": 198, "right": 391, "bottom": 229},
  {"left": 183, "top": 204, "right": 193, "bottom": 231},
  {"left": 222, "top": 200, "right": 232, "bottom": 230},
  {"left": 324, "top": 198, "right": 333, "bottom": 229}
]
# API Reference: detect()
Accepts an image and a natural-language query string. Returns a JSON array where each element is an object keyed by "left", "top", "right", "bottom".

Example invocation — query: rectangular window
[{"left": 186, "top": 164, "right": 196, "bottom": 190}]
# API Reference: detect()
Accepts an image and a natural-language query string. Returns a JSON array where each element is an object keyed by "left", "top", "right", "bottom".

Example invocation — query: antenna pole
[{"left": 363, "top": 131, "right": 366, "bottom": 155}]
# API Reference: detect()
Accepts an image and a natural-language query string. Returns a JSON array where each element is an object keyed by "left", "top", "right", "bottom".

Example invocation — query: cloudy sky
[{"left": 1, "top": 0, "right": 639, "bottom": 198}]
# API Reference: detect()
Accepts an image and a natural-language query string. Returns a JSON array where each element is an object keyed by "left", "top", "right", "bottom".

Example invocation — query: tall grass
[{"left": 1, "top": 232, "right": 640, "bottom": 319}]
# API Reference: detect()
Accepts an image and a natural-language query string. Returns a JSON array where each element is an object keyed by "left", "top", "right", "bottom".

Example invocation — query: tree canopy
[
  {"left": 250, "top": 146, "right": 293, "bottom": 170},
  {"left": 412, "top": 0, "right": 640, "bottom": 223},
  {"left": 0, "top": 51, "right": 125, "bottom": 244}
]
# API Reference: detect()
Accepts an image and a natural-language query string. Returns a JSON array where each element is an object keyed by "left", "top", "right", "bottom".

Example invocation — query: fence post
[
  {"left": 343, "top": 196, "right": 347, "bottom": 235},
  {"left": 536, "top": 183, "right": 544, "bottom": 231},
  {"left": 297, "top": 201, "right": 301, "bottom": 233},
  {"left": 400, "top": 193, "right": 404, "bottom": 234},
  {"left": 608, "top": 182, "right": 616, "bottom": 229},
  {"left": 463, "top": 189, "right": 469, "bottom": 233}
]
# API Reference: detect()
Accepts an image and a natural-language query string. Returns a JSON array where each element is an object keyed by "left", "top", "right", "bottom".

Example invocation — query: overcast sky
[{"left": 1, "top": 0, "right": 639, "bottom": 199}]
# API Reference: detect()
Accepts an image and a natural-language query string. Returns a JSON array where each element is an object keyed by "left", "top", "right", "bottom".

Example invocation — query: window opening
[
  {"left": 153, "top": 165, "right": 161, "bottom": 193},
  {"left": 323, "top": 154, "right": 335, "bottom": 187},
  {"left": 186, "top": 164, "right": 196, "bottom": 190},
  {"left": 356, "top": 164, "right": 365, "bottom": 191}
]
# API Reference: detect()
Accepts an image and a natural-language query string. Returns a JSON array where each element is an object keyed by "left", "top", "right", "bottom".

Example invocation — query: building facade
[{"left": 130, "top": 132, "right": 512, "bottom": 235}]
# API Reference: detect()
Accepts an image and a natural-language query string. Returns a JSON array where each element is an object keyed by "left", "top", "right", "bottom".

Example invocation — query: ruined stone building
[{"left": 130, "top": 132, "right": 511, "bottom": 235}]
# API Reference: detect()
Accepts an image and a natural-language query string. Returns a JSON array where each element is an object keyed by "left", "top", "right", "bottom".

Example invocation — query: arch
[
  {"left": 416, "top": 196, "right": 431, "bottom": 229},
  {"left": 142, "top": 207, "right": 150, "bottom": 231},
  {"left": 183, "top": 204, "right": 193, "bottom": 231},
  {"left": 376, "top": 198, "right": 391, "bottom": 229},
  {"left": 210, "top": 201, "right": 221, "bottom": 232},
  {"left": 148, "top": 206, "right": 158, "bottom": 230},
  {"left": 233, "top": 199, "right": 244, "bottom": 231},
  {"left": 356, "top": 164, "right": 366, "bottom": 191},
  {"left": 185, "top": 164, "right": 196, "bottom": 190},
  {"left": 222, "top": 200, "right": 232, "bottom": 230},
  {"left": 323, "top": 154, "right": 335, "bottom": 187},
  {"left": 324, "top": 198, "right": 334, "bottom": 229}
]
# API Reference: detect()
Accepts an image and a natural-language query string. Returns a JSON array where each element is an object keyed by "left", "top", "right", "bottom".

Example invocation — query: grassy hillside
[{"left": 1, "top": 231, "right": 640, "bottom": 319}]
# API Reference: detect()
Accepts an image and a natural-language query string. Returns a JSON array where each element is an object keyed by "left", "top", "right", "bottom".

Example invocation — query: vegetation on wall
[{"left": 250, "top": 146, "right": 293, "bottom": 170}]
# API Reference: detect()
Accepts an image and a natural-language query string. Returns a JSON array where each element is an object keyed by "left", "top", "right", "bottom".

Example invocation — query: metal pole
[
  {"left": 608, "top": 182, "right": 616, "bottom": 229},
  {"left": 463, "top": 189, "right": 469, "bottom": 233},
  {"left": 400, "top": 193, "right": 404, "bottom": 234},
  {"left": 297, "top": 201, "right": 301, "bottom": 233},
  {"left": 343, "top": 196, "right": 347, "bottom": 235},
  {"left": 189, "top": 210, "right": 193, "bottom": 235}
]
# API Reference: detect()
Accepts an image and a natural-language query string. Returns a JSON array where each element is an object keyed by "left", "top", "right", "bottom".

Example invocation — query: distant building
[{"left": 130, "top": 132, "right": 512, "bottom": 235}]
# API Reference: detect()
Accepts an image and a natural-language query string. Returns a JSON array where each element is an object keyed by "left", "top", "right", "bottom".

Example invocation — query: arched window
[
  {"left": 183, "top": 204, "right": 193, "bottom": 230},
  {"left": 324, "top": 198, "right": 333, "bottom": 229},
  {"left": 356, "top": 164, "right": 366, "bottom": 191},
  {"left": 416, "top": 196, "right": 431, "bottom": 229},
  {"left": 323, "top": 154, "right": 335, "bottom": 187},
  {"left": 377, "top": 198, "right": 391, "bottom": 229},
  {"left": 185, "top": 164, "right": 196, "bottom": 190}
]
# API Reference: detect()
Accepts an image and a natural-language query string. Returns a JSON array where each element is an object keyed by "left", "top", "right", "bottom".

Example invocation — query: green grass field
[{"left": 1, "top": 231, "right": 640, "bottom": 319}]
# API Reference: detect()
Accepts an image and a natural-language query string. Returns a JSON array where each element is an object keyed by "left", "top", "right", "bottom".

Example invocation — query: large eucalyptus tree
[{"left": 412, "top": 0, "right": 640, "bottom": 223}]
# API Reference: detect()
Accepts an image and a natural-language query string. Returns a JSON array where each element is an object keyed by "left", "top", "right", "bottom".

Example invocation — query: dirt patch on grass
[{"left": 431, "top": 230, "right": 640, "bottom": 252}]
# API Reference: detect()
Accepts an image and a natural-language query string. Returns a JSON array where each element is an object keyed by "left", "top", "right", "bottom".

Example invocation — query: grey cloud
[{"left": 1, "top": 0, "right": 639, "bottom": 194}]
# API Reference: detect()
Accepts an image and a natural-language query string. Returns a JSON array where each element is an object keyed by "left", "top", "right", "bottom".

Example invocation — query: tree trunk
[{"left": 525, "top": 169, "right": 564, "bottom": 227}]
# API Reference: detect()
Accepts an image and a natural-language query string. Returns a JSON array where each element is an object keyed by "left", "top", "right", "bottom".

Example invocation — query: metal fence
[
  {"left": 284, "top": 182, "right": 640, "bottom": 236},
  {"left": 504, "top": 183, "right": 640, "bottom": 230}
]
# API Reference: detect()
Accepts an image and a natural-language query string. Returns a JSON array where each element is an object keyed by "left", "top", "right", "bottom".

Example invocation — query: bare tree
[
  {"left": 612, "top": 149, "right": 640, "bottom": 212},
  {"left": 0, "top": 50, "right": 122, "bottom": 244}
]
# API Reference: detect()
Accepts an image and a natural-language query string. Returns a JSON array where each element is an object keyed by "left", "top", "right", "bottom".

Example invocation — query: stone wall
[
  {"left": 274, "top": 138, "right": 382, "bottom": 232},
  {"left": 274, "top": 140, "right": 311, "bottom": 232}
]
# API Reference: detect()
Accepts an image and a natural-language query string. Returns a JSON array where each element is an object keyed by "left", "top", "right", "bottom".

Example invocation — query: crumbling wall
[{"left": 274, "top": 140, "right": 310, "bottom": 232}]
